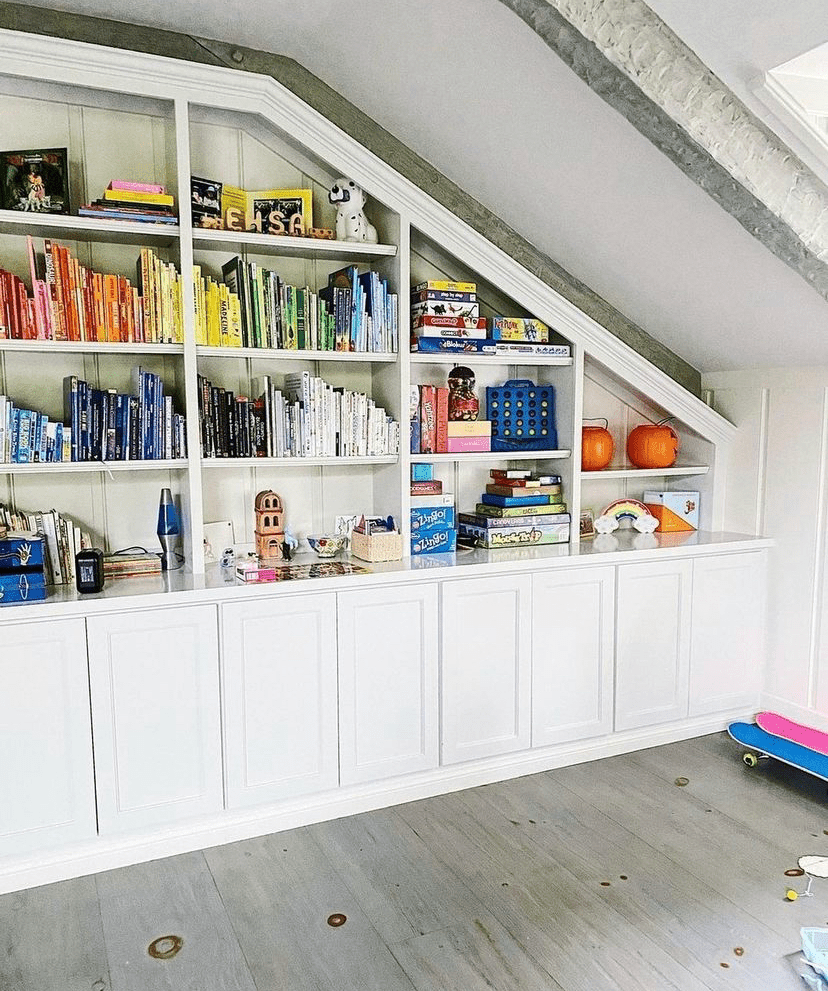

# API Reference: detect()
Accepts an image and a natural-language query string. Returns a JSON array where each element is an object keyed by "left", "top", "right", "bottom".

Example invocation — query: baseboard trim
[{"left": 0, "top": 708, "right": 754, "bottom": 894}]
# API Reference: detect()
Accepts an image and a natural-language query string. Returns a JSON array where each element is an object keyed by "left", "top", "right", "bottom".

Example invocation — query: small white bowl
[{"left": 307, "top": 534, "right": 347, "bottom": 558}]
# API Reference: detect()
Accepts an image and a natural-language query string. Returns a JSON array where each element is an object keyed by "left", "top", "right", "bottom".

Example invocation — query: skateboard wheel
[
  {"left": 786, "top": 889, "right": 799, "bottom": 901},
  {"left": 743, "top": 753, "right": 759, "bottom": 768}
]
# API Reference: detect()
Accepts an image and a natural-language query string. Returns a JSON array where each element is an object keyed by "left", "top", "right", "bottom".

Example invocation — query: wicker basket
[{"left": 351, "top": 529, "right": 403, "bottom": 563}]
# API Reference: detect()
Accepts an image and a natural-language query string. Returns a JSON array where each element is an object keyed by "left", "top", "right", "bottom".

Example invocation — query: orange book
[
  {"left": 103, "top": 274, "right": 120, "bottom": 343},
  {"left": 131, "top": 286, "right": 142, "bottom": 343},
  {"left": 48, "top": 241, "right": 67, "bottom": 341},
  {"left": 92, "top": 272, "right": 106, "bottom": 341},
  {"left": 59, "top": 246, "right": 79, "bottom": 341},
  {"left": 71, "top": 258, "right": 86, "bottom": 341}
]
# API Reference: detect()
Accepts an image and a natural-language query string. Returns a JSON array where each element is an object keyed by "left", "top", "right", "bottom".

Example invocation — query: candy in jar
[{"left": 448, "top": 365, "right": 479, "bottom": 421}]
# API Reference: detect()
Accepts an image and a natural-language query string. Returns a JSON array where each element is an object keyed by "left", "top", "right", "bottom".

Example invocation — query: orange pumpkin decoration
[
  {"left": 582, "top": 425, "right": 614, "bottom": 471},
  {"left": 627, "top": 423, "right": 679, "bottom": 469}
]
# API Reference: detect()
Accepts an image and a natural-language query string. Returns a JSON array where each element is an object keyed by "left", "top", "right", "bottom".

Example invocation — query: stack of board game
[
  {"left": 410, "top": 283, "right": 572, "bottom": 358},
  {"left": 458, "top": 468, "right": 570, "bottom": 548},
  {"left": 410, "top": 462, "right": 456, "bottom": 554},
  {"left": 79, "top": 180, "right": 177, "bottom": 224}
]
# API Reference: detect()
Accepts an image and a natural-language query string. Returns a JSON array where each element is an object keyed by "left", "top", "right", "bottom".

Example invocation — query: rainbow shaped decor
[{"left": 594, "top": 499, "right": 658, "bottom": 534}]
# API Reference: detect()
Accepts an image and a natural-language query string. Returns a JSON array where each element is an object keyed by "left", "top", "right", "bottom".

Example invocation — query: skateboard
[
  {"left": 727, "top": 718, "right": 828, "bottom": 783},
  {"left": 756, "top": 711, "right": 828, "bottom": 756}
]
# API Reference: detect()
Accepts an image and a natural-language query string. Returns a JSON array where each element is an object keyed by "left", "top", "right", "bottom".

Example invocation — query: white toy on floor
[{"left": 329, "top": 178, "right": 378, "bottom": 243}]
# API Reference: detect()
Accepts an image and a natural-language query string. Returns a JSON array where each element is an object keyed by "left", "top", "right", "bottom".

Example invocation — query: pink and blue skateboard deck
[
  {"left": 756, "top": 711, "right": 828, "bottom": 756},
  {"left": 728, "top": 718, "right": 828, "bottom": 784}
]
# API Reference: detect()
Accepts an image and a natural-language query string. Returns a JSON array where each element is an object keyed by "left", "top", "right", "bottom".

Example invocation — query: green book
[{"left": 475, "top": 502, "right": 567, "bottom": 518}]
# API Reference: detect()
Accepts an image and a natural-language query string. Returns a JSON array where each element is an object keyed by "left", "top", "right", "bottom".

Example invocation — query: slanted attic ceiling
[{"left": 14, "top": 0, "right": 828, "bottom": 372}]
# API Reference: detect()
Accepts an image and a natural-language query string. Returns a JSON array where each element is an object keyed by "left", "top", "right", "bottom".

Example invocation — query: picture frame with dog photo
[{"left": 246, "top": 187, "right": 312, "bottom": 236}]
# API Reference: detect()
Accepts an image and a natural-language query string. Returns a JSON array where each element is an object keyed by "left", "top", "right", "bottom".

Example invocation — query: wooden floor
[{"left": 3, "top": 731, "right": 827, "bottom": 990}]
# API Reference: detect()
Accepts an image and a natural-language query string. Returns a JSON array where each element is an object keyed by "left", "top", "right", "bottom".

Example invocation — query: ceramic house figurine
[{"left": 254, "top": 490, "right": 285, "bottom": 563}]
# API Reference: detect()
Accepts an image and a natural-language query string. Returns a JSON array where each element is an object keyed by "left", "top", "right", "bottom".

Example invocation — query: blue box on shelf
[
  {"left": 485, "top": 379, "right": 557, "bottom": 452},
  {"left": 0, "top": 534, "right": 47, "bottom": 605},
  {"left": 411, "top": 463, "right": 434, "bottom": 482},
  {"left": 411, "top": 527, "right": 457, "bottom": 555},
  {"left": 410, "top": 506, "right": 456, "bottom": 532}
]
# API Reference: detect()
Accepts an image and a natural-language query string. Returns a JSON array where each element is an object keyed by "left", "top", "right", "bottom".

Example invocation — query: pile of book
[
  {"left": 0, "top": 395, "right": 70, "bottom": 463},
  {"left": 409, "top": 279, "right": 571, "bottom": 358},
  {"left": 63, "top": 367, "right": 186, "bottom": 462},
  {"left": 410, "top": 462, "right": 456, "bottom": 554},
  {"left": 203, "top": 259, "right": 397, "bottom": 353},
  {"left": 79, "top": 180, "right": 177, "bottom": 225},
  {"left": 103, "top": 552, "right": 162, "bottom": 579},
  {"left": 0, "top": 237, "right": 183, "bottom": 343},
  {"left": 198, "top": 370, "right": 400, "bottom": 459},
  {"left": 457, "top": 468, "right": 571, "bottom": 548},
  {"left": 410, "top": 383, "right": 492, "bottom": 454},
  {"left": 0, "top": 502, "right": 89, "bottom": 585}
]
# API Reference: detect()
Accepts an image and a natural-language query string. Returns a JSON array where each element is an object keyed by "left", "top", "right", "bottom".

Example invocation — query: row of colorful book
[
  {"left": 63, "top": 368, "right": 186, "bottom": 462},
  {"left": 410, "top": 463, "right": 456, "bottom": 554},
  {"left": 409, "top": 280, "right": 571, "bottom": 358},
  {"left": 0, "top": 396, "right": 71, "bottom": 463},
  {"left": 0, "top": 237, "right": 183, "bottom": 343},
  {"left": 410, "top": 383, "right": 491, "bottom": 454},
  {"left": 79, "top": 180, "right": 177, "bottom": 225},
  {"left": 457, "top": 468, "right": 571, "bottom": 548},
  {"left": 214, "top": 259, "right": 398, "bottom": 353},
  {"left": 198, "top": 371, "right": 400, "bottom": 460}
]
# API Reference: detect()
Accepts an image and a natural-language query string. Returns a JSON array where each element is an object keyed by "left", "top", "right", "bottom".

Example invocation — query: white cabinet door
[
  {"left": 0, "top": 618, "right": 96, "bottom": 858},
  {"left": 532, "top": 566, "right": 615, "bottom": 746},
  {"left": 441, "top": 575, "right": 532, "bottom": 765},
  {"left": 689, "top": 551, "right": 766, "bottom": 715},
  {"left": 222, "top": 593, "right": 338, "bottom": 809},
  {"left": 87, "top": 605, "right": 222, "bottom": 834},
  {"left": 338, "top": 584, "right": 438, "bottom": 785},
  {"left": 615, "top": 559, "right": 693, "bottom": 731}
]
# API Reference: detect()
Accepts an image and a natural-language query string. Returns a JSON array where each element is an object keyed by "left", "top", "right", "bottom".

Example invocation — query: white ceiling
[{"left": 20, "top": 0, "right": 828, "bottom": 373}]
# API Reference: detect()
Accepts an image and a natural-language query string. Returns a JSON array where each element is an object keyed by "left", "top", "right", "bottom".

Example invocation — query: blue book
[{"left": 481, "top": 493, "right": 551, "bottom": 508}]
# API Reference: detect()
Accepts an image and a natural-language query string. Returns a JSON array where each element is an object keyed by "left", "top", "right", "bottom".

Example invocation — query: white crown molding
[{"left": 0, "top": 27, "right": 732, "bottom": 446}]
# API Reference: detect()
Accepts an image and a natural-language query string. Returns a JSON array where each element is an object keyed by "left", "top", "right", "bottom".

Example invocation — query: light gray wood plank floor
[{"left": 2, "top": 732, "right": 824, "bottom": 990}]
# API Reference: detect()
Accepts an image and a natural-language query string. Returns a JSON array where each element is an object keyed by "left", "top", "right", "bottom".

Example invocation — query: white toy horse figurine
[{"left": 329, "top": 178, "right": 378, "bottom": 243}]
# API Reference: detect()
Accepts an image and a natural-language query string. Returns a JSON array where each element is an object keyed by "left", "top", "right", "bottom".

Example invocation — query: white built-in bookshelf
[{"left": 0, "top": 35, "right": 733, "bottom": 585}]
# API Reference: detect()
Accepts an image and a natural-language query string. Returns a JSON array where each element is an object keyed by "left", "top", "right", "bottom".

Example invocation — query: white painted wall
[{"left": 704, "top": 366, "right": 828, "bottom": 727}]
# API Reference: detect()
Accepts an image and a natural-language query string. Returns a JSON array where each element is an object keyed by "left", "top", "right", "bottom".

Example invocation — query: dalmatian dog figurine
[{"left": 329, "top": 178, "right": 378, "bottom": 243}]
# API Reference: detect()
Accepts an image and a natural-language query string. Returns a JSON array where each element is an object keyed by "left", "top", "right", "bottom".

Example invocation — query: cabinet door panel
[
  {"left": 338, "top": 584, "right": 438, "bottom": 785},
  {"left": 533, "top": 566, "right": 615, "bottom": 746},
  {"left": 87, "top": 605, "right": 222, "bottom": 834},
  {"left": 615, "top": 560, "right": 692, "bottom": 731},
  {"left": 0, "top": 618, "right": 96, "bottom": 857},
  {"left": 690, "top": 552, "right": 766, "bottom": 715},
  {"left": 441, "top": 575, "right": 531, "bottom": 765},
  {"left": 222, "top": 594, "right": 338, "bottom": 808}
]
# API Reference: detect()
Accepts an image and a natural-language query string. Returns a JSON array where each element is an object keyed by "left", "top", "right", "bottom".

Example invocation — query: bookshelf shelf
[
  {"left": 201, "top": 455, "right": 399, "bottom": 468},
  {"left": 0, "top": 341, "right": 184, "bottom": 355},
  {"left": 581, "top": 465, "right": 711, "bottom": 479},
  {"left": 195, "top": 346, "right": 396, "bottom": 363},
  {"left": 410, "top": 353, "right": 573, "bottom": 367},
  {"left": 192, "top": 229, "right": 397, "bottom": 261},
  {"left": 0, "top": 209, "right": 180, "bottom": 246},
  {"left": 420, "top": 450, "right": 572, "bottom": 464},
  {"left": 0, "top": 459, "right": 189, "bottom": 474}
]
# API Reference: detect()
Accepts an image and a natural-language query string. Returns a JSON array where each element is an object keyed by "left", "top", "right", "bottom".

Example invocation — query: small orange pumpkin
[
  {"left": 582, "top": 425, "right": 614, "bottom": 471},
  {"left": 627, "top": 423, "right": 679, "bottom": 469}
]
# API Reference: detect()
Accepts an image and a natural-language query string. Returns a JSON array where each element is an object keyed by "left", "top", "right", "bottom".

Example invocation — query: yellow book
[
  {"left": 103, "top": 188, "right": 174, "bottom": 206},
  {"left": 228, "top": 294, "right": 243, "bottom": 347},
  {"left": 207, "top": 281, "right": 221, "bottom": 347},
  {"left": 192, "top": 266, "right": 205, "bottom": 345},
  {"left": 159, "top": 262, "right": 171, "bottom": 344},
  {"left": 172, "top": 274, "right": 183, "bottom": 343},
  {"left": 219, "top": 284, "right": 230, "bottom": 346},
  {"left": 221, "top": 185, "right": 247, "bottom": 232}
]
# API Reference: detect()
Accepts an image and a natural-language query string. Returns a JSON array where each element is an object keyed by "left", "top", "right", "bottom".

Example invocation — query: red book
[
  {"left": 419, "top": 384, "right": 436, "bottom": 454},
  {"left": 436, "top": 386, "right": 449, "bottom": 454}
]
